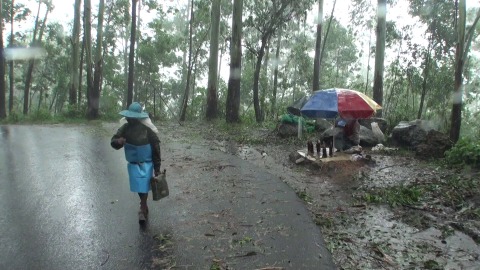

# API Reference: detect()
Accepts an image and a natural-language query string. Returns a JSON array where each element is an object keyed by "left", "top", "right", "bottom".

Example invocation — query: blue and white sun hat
[{"left": 119, "top": 102, "right": 149, "bottom": 119}]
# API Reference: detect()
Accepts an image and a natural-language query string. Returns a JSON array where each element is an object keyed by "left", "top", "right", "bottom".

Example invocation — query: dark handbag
[{"left": 151, "top": 169, "right": 169, "bottom": 201}]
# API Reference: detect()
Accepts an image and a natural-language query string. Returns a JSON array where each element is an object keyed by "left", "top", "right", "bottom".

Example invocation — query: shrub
[{"left": 445, "top": 138, "right": 480, "bottom": 168}]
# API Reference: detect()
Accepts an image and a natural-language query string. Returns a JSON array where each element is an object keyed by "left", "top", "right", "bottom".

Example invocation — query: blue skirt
[
  {"left": 127, "top": 162, "right": 153, "bottom": 193},
  {"left": 124, "top": 143, "right": 153, "bottom": 193}
]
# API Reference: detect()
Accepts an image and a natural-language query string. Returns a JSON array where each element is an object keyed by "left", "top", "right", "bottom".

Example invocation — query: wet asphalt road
[
  {"left": 0, "top": 125, "right": 166, "bottom": 269},
  {"left": 0, "top": 124, "right": 335, "bottom": 270}
]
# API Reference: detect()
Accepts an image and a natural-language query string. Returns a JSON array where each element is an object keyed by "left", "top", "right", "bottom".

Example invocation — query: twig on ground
[{"left": 101, "top": 250, "right": 110, "bottom": 266}]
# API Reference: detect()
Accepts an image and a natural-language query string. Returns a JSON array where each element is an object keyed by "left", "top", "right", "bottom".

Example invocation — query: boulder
[
  {"left": 277, "top": 123, "right": 298, "bottom": 138},
  {"left": 391, "top": 119, "right": 435, "bottom": 147},
  {"left": 315, "top": 118, "right": 333, "bottom": 133},
  {"left": 415, "top": 130, "right": 453, "bottom": 159},
  {"left": 358, "top": 117, "right": 388, "bottom": 132},
  {"left": 359, "top": 126, "right": 379, "bottom": 147},
  {"left": 320, "top": 126, "right": 379, "bottom": 148}
]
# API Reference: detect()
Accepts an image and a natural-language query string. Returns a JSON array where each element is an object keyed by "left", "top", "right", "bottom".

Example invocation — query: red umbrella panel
[{"left": 300, "top": 88, "right": 382, "bottom": 119}]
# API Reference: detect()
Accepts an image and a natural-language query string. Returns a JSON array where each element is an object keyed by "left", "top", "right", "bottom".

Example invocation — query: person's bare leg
[{"left": 138, "top": 193, "right": 148, "bottom": 223}]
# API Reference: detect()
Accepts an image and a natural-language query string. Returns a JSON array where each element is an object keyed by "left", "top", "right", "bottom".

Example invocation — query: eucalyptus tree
[
  {"left": 126, "top": 0, "right": 138, "bottom": 108},
  {"left": 318, "top": 18, "right": 358, "bottom": 88},
  {"left": 244, "top": 0, "right": 314, "bottom": 123},
  {"left": 0, "top": 0, "right": 5, "bottom": 119},
  {"left": 407, "top": 0, "right": 480, "bottom": 140},
  {"left": 205, "top": 0, "right": 221, "bottom": 120},
  {"left": 0, "top": 0, "right": 28, "bottom": 116},
  {"left": 372, "top": 0, "right": 386, "bottom": 116},
  {"left": 312, "top": 0, "right": 324, "bottom": 92},
  {"left": 179, "top": 0, "right": 194, "bottom": 122},
  {"left": 179, "top": 0, "right": 212, "bottom": 121},
  {"left": 405, "top": 0, "right": 456, "bottom": 120},
  {"left": 88, "top": 0, "right": 105, "bottom": 119},
  {"left": 23, "top": 0, "right": 51, "bottom": 115},
  {"left": 40, "top": 23, "right": 69, "bottom": 113},
  {"left": 101, "top": 0, "right": 130, "bottom": 108},
  {"left": 134, "top": 16, "right": 179, "bottom": 113},
  {"left": 284, "top": 23, "right": 315, "bottom": 99},
  {"left": 226, "top": 0, "right": 243, "bottom": 123},
  {"left": 350, "top": 0, "right": 376, "bottom": 94},
  {"left": 8, "top": 0, "right": 13, "bottom": 114},
  {"left": 69, "top": 0, "right": 81, "bottom": 106},
  {"left": 270, "top": 27, "right": 281, "bottom": 118},
  {"left": 84, "top": 0, "right": 94, "bottom": 117},
  {"left": 450, "top": 0, "right": 480, "bottom": 142}
]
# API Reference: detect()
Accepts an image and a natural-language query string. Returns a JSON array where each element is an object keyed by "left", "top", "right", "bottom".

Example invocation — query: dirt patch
[{"left": 157, "top": 121, "right": 480, "bottom": 269}]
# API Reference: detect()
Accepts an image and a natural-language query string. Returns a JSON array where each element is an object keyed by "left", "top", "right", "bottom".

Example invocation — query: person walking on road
[{"left": 110, "top": 102, "right": 161, "bottom": 223}]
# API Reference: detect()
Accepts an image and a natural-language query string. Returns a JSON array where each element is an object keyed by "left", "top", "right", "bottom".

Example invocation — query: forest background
[{"left": 0, "top": 0, "right": 479, "bottom": 145}]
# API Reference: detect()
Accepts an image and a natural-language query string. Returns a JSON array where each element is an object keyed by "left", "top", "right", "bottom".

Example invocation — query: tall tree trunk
[
  {"left": 319, "top": 0, "right": 336, "bottom": 77},
  {"left": 78, "top": 37, "right": 85, "bottom": 106},
  {"left": 206, "top": 0, "right": 221, "bottom": 120},
  {"left": 260, "top": 39, "right": 270, "bottom": 121},
  {"left": 450, "top": 1, "right": 480, "bottom": 142},
  {"left": 0, "top": 0, "right": 5, "bottom": 119},
  {"left": 365, "top": 27, "right": 372, "bottom": 94},
  {"left": 372, "top": 0, "right": 386, "bottom": 117},
  {"left": 134, "top": 0, "right": 142, "bottom": 102},
  {"left": 179, "top": 0, "right": 194, "bottom": 122},
  {"left": 253, "top": 36, "right": 268, "bottom": 123},
  {"left": 122, "top": 23, "right": 129, "bottom": 108},
  {"left": 126, "top": 0, "right": 138, "bottom": 108},
  {"left": 8, "top": 0, "right": 14, "bottom": 114},
  {"left": 417, "top": 46, "right": 431, "bottom": 120},
  {"left": 179, "top": 0, "right": 191, "bottom": 100},
  {"left": 85, "top": 0, "right": 94, "bottom": 117},
  {"left": 450, "top": 0, "right": 466, "bottom": 143},
  {"left": 69, "top": 0, "right": 82, "bottom": 106},
  {"left": 37, "top": 86, "right": 43, "bottom": 112},
  {"left": 23, "top": 1, "right": 43, "bottom": 115},
  {"left": 226, "top": 0, "right": 243, "bottom": 123},
  {"left": 271, "top": 31, "right": 282, "bottom": 119},
  {"left": 312, "top": 0, "right": 323, "bottom": 92},
  {"left": 89, "top": 0, "right": 105, "bottom": 119}
]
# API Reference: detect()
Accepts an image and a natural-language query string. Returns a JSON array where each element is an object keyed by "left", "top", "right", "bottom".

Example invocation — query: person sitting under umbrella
[{"left": 336, "top": 118, "right": 360, "bottom": 151}]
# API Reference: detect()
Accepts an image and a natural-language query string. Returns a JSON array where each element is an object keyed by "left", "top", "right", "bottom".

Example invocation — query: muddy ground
[{"left": 159, "top": 121, "right": 479, "bottom": 270}]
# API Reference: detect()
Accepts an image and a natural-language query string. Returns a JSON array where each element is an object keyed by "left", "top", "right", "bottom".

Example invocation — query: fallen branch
[
  {"left": 101, "top": 250, "right": 110, "bottom": 266},
  {"left": 374, "top": 163, "right": 410, "bottom": 172}
]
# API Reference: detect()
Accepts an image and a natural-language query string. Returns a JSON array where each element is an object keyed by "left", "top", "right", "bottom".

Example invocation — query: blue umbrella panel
[{"left": 300, "top": 89, "right": 339, "bottom": 119}]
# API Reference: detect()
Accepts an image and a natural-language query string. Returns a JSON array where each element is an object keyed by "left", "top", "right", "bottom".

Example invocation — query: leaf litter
[{"left": 169, "top": 122, "right": 480, "bottom": 270}]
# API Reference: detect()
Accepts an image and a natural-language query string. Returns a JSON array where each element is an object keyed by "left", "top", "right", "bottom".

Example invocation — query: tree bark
[
  {"left": 417, "top": 46, "right": 431, "bottom": 120},
  {"left": 226, "top": 0, "right": 243, "bottom": 123},
  {"left": 84, "top": 0, "right": 94, "bottom": 117},
  {"left": 127, "top": 0, "right": 138, "bottom": 108},
  {"left": 78, "top": 37, "right": 85, "bottom": 106},
  {"left": 260, "top": 39, "right": 270, "bottom": 121},
  {"left": 312, "top": 0, "right": 323, "bottom": 92},
  {"left": 450, "top": 0, "right": 465, "bottom": 143},
  {"left": 450, "top": 2, "right": 480, "bottom": 142},
  {"left": 271, "top": 31, "right": 282, "bottom": 119},
  {"left": 23, "top": 1, "right": 42, "bottom": 115},
  {"left": 8, "top": 0, "right": 14, "bottom": 114},
  {"left": 253, "top": 36, "right": 268, "bottom": 123},
  {"left": 0, "top": 0, "right": 6, "bottom": 119},
  {"left": 179, "top": 0, "right": 194, "bottom": 122},
  {"left": 69, "top": 0, "right": 82, "bottom": 106},
  {"left": 319, "top": 0, "right": 336, "bottom": 78},
  {"left": 372, "top": 0, "right": 386, "bottom": 117},
  {"left": 134, "top": 0, "right": 142, "bottom": 103},
  {"left": 89, "top": 0, "right": 105, "bottom": 119},
  {"left": 206, "top": 0, "right": 221, "bottom": 120}
]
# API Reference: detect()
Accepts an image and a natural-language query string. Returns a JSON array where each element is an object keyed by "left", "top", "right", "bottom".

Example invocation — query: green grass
[{"left": 363, "top": 186, "right": 423, "bottom": 207}]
